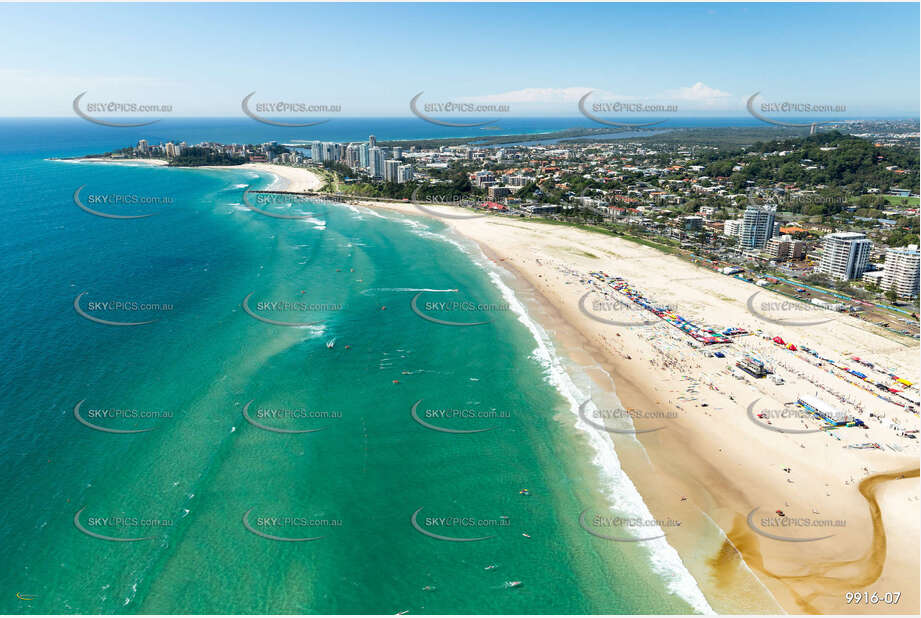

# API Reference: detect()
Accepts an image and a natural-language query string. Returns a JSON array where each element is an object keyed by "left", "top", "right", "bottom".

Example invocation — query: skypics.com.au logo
[
  {"left": 746, "top": 92, "right": 846, "bottom": 133},
  {"left": 410, "top": 289, "right": 508, "bottom": 327},
  {"left": 409, "top": 186, "right": 487, "bottom": 220},
  {"left": 241, "top": 92, "right": 340, "bottom": 127},
  {"left": 410, "top": 507, "right": 510, "bottom": 542},
  {"left": 410, "top": 92, "right": 510, "bottom": 127},
  {"left": 578, "top": 91, "right": 677, "bottom": 128},
  {"left": 242, "top": 507, "right": 340, "bottom": 542},
  {"left": 74, "top": 185, "right": 174, "bottom": 219},
  {"left": 73, "top": 92, "right": 172, "bottom": 127}
]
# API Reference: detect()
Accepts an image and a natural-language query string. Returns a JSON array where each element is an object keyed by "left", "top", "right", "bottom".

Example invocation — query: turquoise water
[{"left": 0, "top": 125, "right": 710, "bottom": 614}]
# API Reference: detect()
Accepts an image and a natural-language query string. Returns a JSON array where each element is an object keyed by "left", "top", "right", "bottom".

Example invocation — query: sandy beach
[
  {"left": 55, "top": 157, "right": 169, "bottom": 166},
  {"left": 343, "top": 198, "right": 920, "bottom": 614},
  {"left": 59, "top": 158, "right": 325, "bottom": 193},
  {"left": 230, "top": 163, "right": 325, "bottom": 192}
]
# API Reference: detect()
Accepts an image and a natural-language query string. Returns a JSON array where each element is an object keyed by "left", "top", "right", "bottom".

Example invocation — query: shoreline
[
  {"left": 202, "top": 162, "right": 325, "bottom": 193},
  {"left": 339, "top": 197, "right": 920, "bottom": 615},
  {"left": 40, "top": 155, "right": 920, "bottom": 613},
  {"left": 53, "top": 158, "right": 325, "bottom": 193},
  {"left": 474, "top": 239, "right": 720, "bottom": 614}
]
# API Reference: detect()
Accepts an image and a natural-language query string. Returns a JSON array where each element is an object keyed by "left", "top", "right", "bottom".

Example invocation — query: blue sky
[{"left": 1, "top": 2, "right": 918, "bottom": 117}]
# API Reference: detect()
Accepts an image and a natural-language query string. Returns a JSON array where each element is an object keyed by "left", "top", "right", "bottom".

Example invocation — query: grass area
[
  {"left": 880, "top": 195, "right": 919, "bottom": 206},
  {"left": 847, "top": 195, "right": 919, "bottom": 206},
  {"left": 313, "top": 168, "right": 339, "bottom": 192}
]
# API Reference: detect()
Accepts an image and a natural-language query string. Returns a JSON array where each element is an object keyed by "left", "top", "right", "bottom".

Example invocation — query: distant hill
[{"left": 695, "top": 131, "right": 919, "bottom": 194}]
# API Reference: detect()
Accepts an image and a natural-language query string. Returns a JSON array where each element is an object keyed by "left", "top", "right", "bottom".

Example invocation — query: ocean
[{"left": 0, "top": 118, "right": 713, "bottom": 614}]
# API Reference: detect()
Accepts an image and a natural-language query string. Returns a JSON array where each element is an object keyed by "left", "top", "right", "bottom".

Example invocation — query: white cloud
[
  {"left": 458, "top": 83, "right": 733, "bottom": 108},
  {"left": 665, "top": 82, "right": 732, "bottom": 102},
  {"left": 457, "top": 87, "right": 601, "bottom": 104}
]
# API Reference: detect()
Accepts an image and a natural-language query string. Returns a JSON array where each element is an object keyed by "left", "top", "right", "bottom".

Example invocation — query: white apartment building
[
  {"left": 740, "top": 205, "right": 776, "bottom": 249},
  {"left": 882, "top": 245, "right": 920, "bottom": 298},
  {"left": 397, "top": 164, "right": 413, "bottom": 184},
  {"left": 766, "top": 235, "right": 806, "bottom": 261},
  {"left": 164, "top": 142, "right": 181, "bottom": 158},
  {"left": 473, "top": 170, "right": 495, "bottom": 187},
  {"left": 724, "top": 219, "right": 743, "bottom": 237},
  {"left": 345, "top": 144, "right": 360, "bottom": 168},
  {"left": 369, "top": 147, "right": 385, "bottom": 178},
  {"left": 504, "top": 174, "right": 532, "bottom": 187},
  {"left": 383, "top": 159, "right": 400, "bottom": 183},
  {"left": 817, "top": 232, "right": 873, "bottom": 280}
]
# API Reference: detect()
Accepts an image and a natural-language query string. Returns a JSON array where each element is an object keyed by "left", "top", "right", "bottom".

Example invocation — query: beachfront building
[
  {"left": 397, "top": 164, "right": 414, "bottom": 184},
  {"left": 504, "top": 174, "right": 530, "bottom": 187},
  {"left": 137, "top": 139, "right": 149, "bottom": 154},
  {"left": 369, "top": 147, "right": 385, "bottom": 178},
  {"left": 345, "top": 144, "right": 360, "bottom": 168},
  {"left": 766, "top": 235, "right": 806, "bottom": 261},
  {"left": 164, "top": 142, "right": 181, "bottom": 158},
  {"left": 383, "top": 159, "right": 400, "bottom": 183},
  {"left": 862, "top": 269, "right": 886, "bottom": 286},
  {"left": 682, "top": 215, "right": 704, "bottom": 231},
  {"left": 817, "top": 232, "right": 872, "bottom": 281},
  {"left": 723, "top": 219, "right": 743, "bottom": 237},
  {"left": 882, "top": 245, "right": 920, "bottom": 298},
  {"left": 311, "top": 141, "right": 341, "bottom": 163},
  {"left": 310, "top": 140, "right": 323, "bottom": 162},
  {"left": 489, "top": 186, "right": 512, "bottom": 201},
  {"left": 473, "top": 170, "right": 496, "bottom": 187},
  {"left": 739, "top": 205, "right": 776, "bottom": 249}
]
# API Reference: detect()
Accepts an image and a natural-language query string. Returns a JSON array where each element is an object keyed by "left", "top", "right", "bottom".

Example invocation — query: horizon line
[{"left": 1, "top": 115, "right": 918, "bottom": 121}]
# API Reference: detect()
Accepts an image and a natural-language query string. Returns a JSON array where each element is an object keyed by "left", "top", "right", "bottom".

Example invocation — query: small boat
[
  {"left": 505, "top": 581, "right": 523, "bottom": 588},
  {"left": 521, "top": 533, "right": 531, "bottom": 538},
  {"left": 519, "top": 489, "right": 530, "bottom": 496},
  {"left": 326, "top": 338, "right": 336, "bottom": 349},
  {"left": 395, "top": 611, "right": 409, "bottom": 615},
  {"left": 422, "top": 585, "right": 436, "bottom": 592},
  {"left": 484, "top": 564, "right": 497, "bottom": 571}
]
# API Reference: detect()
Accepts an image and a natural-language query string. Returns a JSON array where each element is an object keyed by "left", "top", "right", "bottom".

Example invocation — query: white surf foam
[
  {"left": 480, "top": 257, "right": 714, "bottom": 614},
  {"left": 296, "top": 216, "right": 326, "bottom": 230},
  {"left": 360, "top": 287, "right": 457, "bottom": 295}
]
